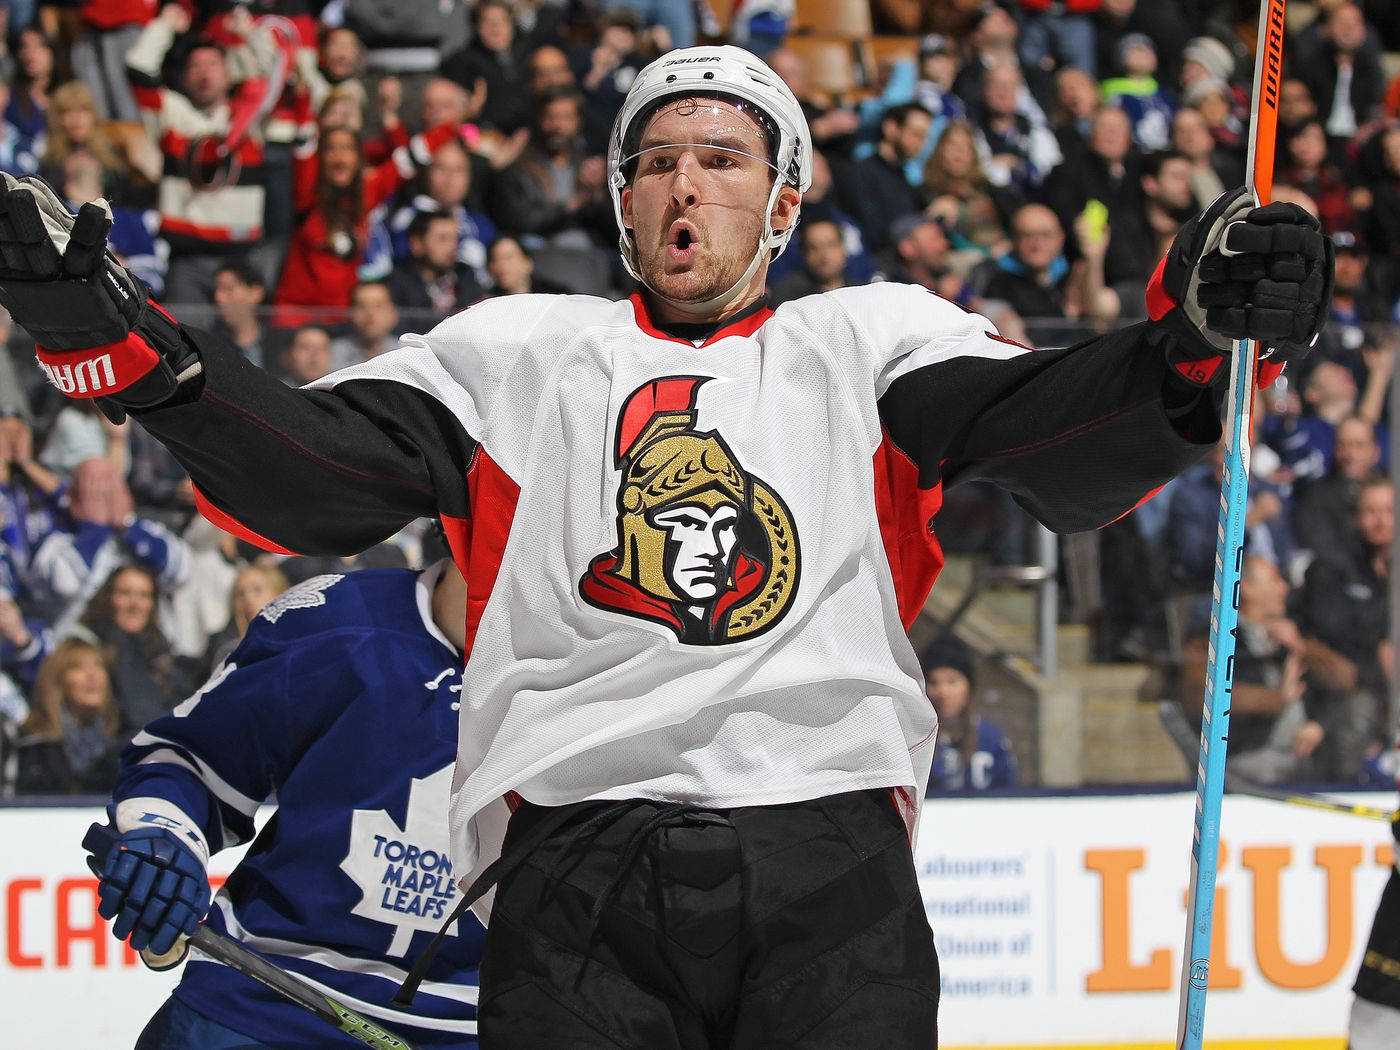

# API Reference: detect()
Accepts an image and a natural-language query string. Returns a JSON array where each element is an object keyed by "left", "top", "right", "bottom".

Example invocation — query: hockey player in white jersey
[{"left": 0, "top": 46, "right": 1331, "bottom": 1048}]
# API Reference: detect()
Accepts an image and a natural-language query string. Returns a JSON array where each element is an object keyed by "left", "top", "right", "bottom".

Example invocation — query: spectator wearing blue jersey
[
  {"left": 0, "top": 80, "right": 39, "bottom": 175},
  {"left": 380, "top": 139, "right": 496, "bottom": 288},
  {"left": 1100, "top": 34, "right": 1174, "bottom": 151},
  {"left": 0, "top": 404, "right": 66, "bottom": 603},
  {"left": 94, "top": 563, "right": 483, "bottom": 1049},
  {"left": 30, "top": 458, "right": 192, "bottom": 635},
  {"left": 0, "top": 592, "right": 48, "bottom": 693},
  {"left": 922, "top": 637, "right": 1018, "bottom": 793}
]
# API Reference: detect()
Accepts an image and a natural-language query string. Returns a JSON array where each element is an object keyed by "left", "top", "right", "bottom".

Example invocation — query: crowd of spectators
[{"left": 0, "top": 0, "right": 1396, "bottom": 795}]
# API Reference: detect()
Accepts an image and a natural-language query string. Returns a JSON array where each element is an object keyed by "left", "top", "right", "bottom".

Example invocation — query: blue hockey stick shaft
[{"left": 1175, "top": 3, "right": 1286, "bottom": 1048}]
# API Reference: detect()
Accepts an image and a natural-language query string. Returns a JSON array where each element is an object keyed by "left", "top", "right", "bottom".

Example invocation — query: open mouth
[{"left": 668, "top": 221, "right": 699, "bottom": 258}]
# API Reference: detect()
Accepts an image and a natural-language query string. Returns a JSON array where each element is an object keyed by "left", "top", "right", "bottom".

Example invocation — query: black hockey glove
[
  {"left": 0, "top": 174, "right": 200, "bottom": 422},
  {"left": 1147, "top": 186, "right": 1333, "bottom": 390}
]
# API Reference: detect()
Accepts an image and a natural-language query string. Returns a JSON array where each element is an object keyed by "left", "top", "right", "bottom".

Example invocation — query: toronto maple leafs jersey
[
  {"left": 110, "top": 563, "right": 482, "bottom": 1048},
  {"left": 134, "top": 284, "right": 1221, "bottom": 916}
]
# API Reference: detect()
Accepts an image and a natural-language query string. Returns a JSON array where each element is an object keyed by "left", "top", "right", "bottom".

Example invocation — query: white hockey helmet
[{"left": 607, "top": 45, "right": 813, "bottom": 314}]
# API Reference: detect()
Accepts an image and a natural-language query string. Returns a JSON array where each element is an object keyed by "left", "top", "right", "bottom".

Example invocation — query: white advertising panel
[{"left": 2, "top": 794, "right": 1393, "bottom": 1048}]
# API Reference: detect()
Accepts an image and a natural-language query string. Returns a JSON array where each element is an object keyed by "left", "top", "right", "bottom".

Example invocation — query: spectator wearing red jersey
[
  {"left": 125, "top": 5, "right": 286, "bottom": 304},
  {"left": 273, "top": 117, "right": 459, "bottom": 322}
]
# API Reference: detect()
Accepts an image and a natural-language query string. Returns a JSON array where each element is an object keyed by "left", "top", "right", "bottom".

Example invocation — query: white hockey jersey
[{"left": 144, "top": 283, "right": 1217, "bottom": 913}]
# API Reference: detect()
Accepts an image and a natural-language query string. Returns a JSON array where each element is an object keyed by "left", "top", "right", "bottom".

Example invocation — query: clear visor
[
  {"left": 621, "top": 97, "right": 779, "bottom": 180},
  {"left": 622, "top": 141, "right": 779, "bottom": 182}
]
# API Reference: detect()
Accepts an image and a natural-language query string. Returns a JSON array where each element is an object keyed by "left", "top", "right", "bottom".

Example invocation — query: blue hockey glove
[
  {"left": 90, "top": 824, "right": 210, "bottom": 956},
  {"left": 1147, "top": 186, "right": 1333, "bottom": 388}
]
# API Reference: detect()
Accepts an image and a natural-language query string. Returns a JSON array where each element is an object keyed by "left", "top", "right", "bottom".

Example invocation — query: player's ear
[
  {"left": 770, "top": 185, "right": 800, "bottom": 234},
  {"left": 620, "top": 185, "right": 635, "bottom": 232}
]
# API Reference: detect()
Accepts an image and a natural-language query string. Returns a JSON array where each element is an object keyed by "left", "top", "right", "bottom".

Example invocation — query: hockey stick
[
  {"left": 1175, "top": 4, "right": 1287, "bottom": 1045},
  {"left": 82, "top": 823, "right": 420, "bottom": 1050},
  {"left": 1158, "top": 700, "right": 1399, "bottom": 822}
]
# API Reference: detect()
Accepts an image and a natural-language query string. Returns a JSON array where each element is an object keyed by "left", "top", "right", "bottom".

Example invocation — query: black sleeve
[
  {"left": 129, "top": 326, "right": 478, "bottom": 557},
  {"left": 879, "top": 321, "right": 1221, "bottom": 534}
]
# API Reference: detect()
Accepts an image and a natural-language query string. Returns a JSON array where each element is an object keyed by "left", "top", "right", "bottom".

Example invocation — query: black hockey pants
[{"left": 474, "top": 788, "right": 940, "bottom": 1049}]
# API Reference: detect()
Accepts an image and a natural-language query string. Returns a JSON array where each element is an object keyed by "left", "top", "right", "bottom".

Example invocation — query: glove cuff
[
  {"left": 36, "top": 332, "right": 161, "bottom": 397},
  {"left": 113, "top": 797, "right": 211, "bottom": 868},
  {"left": 36, "top": 297, "right": 200, "bottom": 409}
]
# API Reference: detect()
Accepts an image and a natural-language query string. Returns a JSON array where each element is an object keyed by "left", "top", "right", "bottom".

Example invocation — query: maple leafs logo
[
  {"left": 259, "top": 574, "right": 344, "bottom": 624},
  {"left": 340, "top": 764, "right": 457, "bottom": 956}
]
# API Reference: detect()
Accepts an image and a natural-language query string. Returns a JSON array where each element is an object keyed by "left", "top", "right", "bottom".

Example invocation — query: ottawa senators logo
[{"left": 579, "top": 376, "right": 800, "bottom": 645}]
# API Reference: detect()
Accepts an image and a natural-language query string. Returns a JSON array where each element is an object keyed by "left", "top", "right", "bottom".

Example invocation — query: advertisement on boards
[{"left": 2, "top": 793, "right": 1395, "bottom": 1048}]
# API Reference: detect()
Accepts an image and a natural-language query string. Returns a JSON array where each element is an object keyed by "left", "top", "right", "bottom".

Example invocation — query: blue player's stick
[{"left": 1175, "top": 2, "right": 1287, "bottom": 1048}]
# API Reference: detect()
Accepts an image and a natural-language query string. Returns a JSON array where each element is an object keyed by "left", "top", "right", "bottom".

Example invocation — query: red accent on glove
[
  {"left": 1173, "top": 356, "right": 1223, "bottom": 385},
  {"left": 35, "top": 333, "right": 160, "bottom": 397},
  {"left": 146, "top": 298, "right": 178, "bottom": 324},
  {"left": 1258, "top": 359, "right": 1285, "bottom": 388},
  {"left": 1145, "top": 252, "right": 1173, "bottom": 321}
]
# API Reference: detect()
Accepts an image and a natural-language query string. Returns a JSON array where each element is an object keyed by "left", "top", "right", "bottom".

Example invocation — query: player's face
[
  {"left": 925, "top": 668, "right": 971, "bottom": 720},
  {"left": 622, "top": 99, "right": 796, "bottom": 310},
  {"left": 62, "top": 652, "right": 109, "bottom": 712},
  {"left": 111, "top": 570, "right": 156, "bottom": 635},
  {"left": 651, "top": 502, "right": 740, "bottom": 604}
]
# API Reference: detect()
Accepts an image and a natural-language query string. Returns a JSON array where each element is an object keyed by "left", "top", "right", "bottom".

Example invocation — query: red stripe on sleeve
[{"left": 193, "top": 486, "right": 300, "bottom": 556}]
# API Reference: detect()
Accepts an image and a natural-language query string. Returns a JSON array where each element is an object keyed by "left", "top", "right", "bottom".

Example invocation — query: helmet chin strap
[{"left": 641, "top": 176, "right": 788, "bottom": 320}]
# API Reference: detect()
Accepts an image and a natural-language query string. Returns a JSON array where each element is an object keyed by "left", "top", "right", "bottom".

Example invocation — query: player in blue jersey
[{"left": 91, "top": 561, "right": 482, "bottom": 1049}]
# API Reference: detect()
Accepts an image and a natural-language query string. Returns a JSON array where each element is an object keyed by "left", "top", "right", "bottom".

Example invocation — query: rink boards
[{"left": 1, "top": 792, "right": 1393, "bottom": 1048}]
